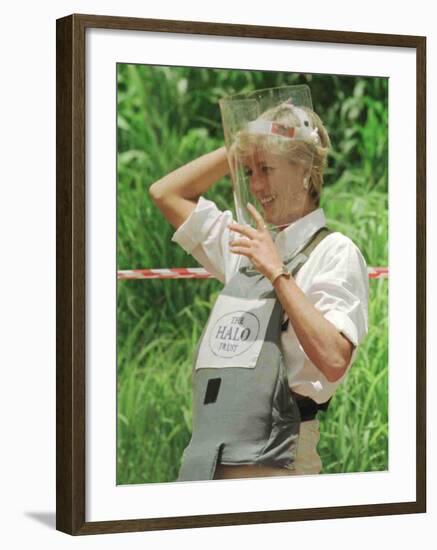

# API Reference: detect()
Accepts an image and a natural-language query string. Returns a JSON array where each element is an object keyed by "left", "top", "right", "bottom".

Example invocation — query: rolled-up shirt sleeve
[
  {"left": 304, "top": 234, "right": 369, "bottom": 351},
  {"left": 171, "top": 196, "right": 239, "bottom": 284}
]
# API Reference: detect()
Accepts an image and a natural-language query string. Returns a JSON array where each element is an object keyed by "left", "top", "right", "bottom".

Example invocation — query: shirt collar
[{"left": 272, "top": 208, "right": 327, "bottom": 260}]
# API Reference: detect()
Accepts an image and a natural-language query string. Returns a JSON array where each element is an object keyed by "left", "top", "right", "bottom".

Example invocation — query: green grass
[{"left": 116, "top": 65, "right": 388, "bottom": 483}]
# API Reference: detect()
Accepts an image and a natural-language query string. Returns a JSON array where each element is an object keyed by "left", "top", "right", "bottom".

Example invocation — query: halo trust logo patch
[{"left": 208, "top": 310, "right": 260, "bottom": 358}]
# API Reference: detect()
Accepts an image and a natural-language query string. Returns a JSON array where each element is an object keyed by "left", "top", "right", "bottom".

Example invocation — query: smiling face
[
  {"left": 227, "top": 100, "right": 331, "bottom": 229},
  {"left": 239, "top": 148, "right": 314, "bottom": 227}
]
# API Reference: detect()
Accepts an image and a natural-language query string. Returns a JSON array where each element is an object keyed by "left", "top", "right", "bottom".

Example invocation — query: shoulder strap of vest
[
  {"left": 280, "top": 227, "right": 332, "bottom": 333},
  {"left": 285, "top": 226, "right": 332, "bottom": 277}
]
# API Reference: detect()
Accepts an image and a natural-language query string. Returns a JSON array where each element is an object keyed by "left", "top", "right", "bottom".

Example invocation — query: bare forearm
[
  {"left": 150, "top": 146, "right": 229, "bottom": 200},
  {"left": 149, "top": 146, "right": 230, "bottom": 228},
  {"left": 273, "top": 276, "right": 353, "bottom": 382}
]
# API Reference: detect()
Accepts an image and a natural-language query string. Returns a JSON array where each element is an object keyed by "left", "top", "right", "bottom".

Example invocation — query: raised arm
[{"left": 149, "top": 146, "right": 231, "bottom": 229}]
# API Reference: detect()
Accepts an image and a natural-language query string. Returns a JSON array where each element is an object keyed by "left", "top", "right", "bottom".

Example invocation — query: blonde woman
[{"left": 149, "top": 86, "right": 369, "bottom": 481}]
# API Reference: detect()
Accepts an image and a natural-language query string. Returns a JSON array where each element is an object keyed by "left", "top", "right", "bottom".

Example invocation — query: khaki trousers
[{"left": 213, "top": 419, "right": 322, "bottom": 479}]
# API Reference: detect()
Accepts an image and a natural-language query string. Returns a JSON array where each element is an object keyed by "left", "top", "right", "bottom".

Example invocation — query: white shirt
[{"left": 172, "top": 196, "right": 369, "bottom": 404}]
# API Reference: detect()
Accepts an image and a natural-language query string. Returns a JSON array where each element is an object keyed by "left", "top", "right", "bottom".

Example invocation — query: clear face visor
[{"left": 219, "top": 85, "right": 320, "bottom": 232}]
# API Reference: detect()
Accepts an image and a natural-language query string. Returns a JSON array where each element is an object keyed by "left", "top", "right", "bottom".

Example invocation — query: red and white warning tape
[
  {"left": 368, "top": 267, "right": 389, "bottom": 279},
  {"left": 117, "top": 266, "right": 388, "bottom": 280}
]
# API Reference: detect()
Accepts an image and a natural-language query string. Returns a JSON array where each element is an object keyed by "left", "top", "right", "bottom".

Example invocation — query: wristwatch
[{"left": 270, "top": 265, "right": 292, "bottom": 285}]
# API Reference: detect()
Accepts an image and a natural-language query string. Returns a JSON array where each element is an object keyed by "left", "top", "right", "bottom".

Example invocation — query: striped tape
[{"left": 117, "top": 266, "right": 388, "bottom": 280}]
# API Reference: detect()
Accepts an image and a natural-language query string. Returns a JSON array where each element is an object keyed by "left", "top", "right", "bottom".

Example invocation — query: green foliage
[{"left": 116, "top": 64, "right": 388, "bottom": 483}]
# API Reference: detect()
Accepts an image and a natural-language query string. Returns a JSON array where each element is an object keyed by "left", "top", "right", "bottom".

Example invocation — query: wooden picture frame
[{"left": 56, "top": 13, "right": 426, "bottom": 535}]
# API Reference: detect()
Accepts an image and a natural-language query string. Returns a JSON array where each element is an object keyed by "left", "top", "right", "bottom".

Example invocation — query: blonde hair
[{"left": 233, "top": 103, "right": 331, "bottom": 205}]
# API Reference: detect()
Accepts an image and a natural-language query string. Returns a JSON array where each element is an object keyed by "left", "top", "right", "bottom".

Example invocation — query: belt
[{"left": 290, "top": 390, "right": 332, "bottom": 422}]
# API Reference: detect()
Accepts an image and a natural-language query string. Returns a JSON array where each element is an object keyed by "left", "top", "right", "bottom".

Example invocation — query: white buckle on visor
[{"left": 246, "top": 119, "right": 320, "bottom": 145}]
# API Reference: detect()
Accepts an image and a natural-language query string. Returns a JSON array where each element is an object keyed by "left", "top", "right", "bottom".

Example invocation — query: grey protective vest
[{"left": 178, "top": 227, "right": 331, "bottom": 481}]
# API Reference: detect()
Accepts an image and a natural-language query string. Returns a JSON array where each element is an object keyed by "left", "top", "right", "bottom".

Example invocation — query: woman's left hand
[{"left": 228, "top": 203, "right": 283, "bottom": 281}]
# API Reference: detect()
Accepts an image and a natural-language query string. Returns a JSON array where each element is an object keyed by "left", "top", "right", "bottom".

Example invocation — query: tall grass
[{"left": 116, "top": 65, "right": 388, "bottom": 483}]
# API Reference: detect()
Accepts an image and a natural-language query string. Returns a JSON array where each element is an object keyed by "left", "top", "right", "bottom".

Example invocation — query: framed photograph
[{"left": 56, "top": 13, "right": 426, "bottom": 535}]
